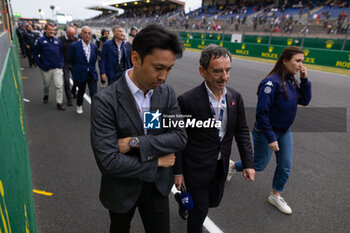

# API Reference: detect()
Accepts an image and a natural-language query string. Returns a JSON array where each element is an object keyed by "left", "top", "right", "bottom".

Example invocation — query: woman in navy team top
[{"left": 228, "top": 46, "right": 312, "bottom": 214}]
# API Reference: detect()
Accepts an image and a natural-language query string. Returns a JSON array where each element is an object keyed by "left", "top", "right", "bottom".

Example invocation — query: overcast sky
[{"left": 10, "top": 0, "right": 202, "bottom": 20}]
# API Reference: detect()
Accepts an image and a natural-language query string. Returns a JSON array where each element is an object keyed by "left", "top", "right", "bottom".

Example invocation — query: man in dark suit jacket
[
  {"left": 68, "top": 26, "right": 98, "bottom": 114},
  {"left": 59, "top": 26, "right": 78, "bottom": 106},
  {"left": 99, "top": 25, "right": 132, "bottom": 86},
  {"left": 16, "top": 23, "right": 26, "bottom": 57},
  {"left": 23, "top": 24, "right": 37, "bottom": 68},
  {"left": 91, "top": 24, "right": 187, "bottom": 233},
  {"left": 174, "top": 44, "right": 255, "bottom": 233}
]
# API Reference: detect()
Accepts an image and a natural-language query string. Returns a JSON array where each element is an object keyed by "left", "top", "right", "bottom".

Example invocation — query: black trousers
[
  {"left": 63, "top": 64, "right": 73, "bottom": 104},
  {"left": 19, "top": 38, "right": 26, "bottom": 55},
  {"left": 76, "top": 72, "right": 97, "bottom": 106},
  {"left": 71, "top": 81, "right": 77, "bottom": 97},
  {"left": 109, "top": 182, "right": 170, "bottom": 233},
  {"left": 187, "top": 160, "right": 226, "bottom": 233},
  {"left": 26, "top": 48, "right": 34, "bottom": 66}
]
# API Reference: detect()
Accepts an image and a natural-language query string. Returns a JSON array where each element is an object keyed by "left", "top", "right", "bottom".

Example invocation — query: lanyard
[{"left": 209, "top": 95, "right": 226, "bottom": 124}]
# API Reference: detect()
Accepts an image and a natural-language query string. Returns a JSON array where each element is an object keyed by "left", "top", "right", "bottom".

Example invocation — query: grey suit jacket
[{"left": 91, "top": 73, "right": 187, "bottom": 213}]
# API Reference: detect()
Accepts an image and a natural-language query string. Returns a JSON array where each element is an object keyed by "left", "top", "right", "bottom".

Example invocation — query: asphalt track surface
[{"left": 21, "top": 50, "right": 350, "bottom": 233}]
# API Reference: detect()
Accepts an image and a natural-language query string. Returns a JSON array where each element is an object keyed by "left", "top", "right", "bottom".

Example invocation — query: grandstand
[
  {"left": 314, "top": 5, "right": 350, "bottom": 19},
  {"left": 74, "top": 0, "right": 350, "bottom": 43},
  {"left": 82, "top": 0, "right": 184, "bottom": 28},
  {"left": 86, "top": 4, "right": 120, "bottom": 21},
  {"left": 175, "top": 0, "right": 350, "bottom": 36}
]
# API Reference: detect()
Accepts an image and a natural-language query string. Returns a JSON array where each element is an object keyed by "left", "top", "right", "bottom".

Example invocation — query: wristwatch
[{"left": 128, "top": 137, "right": 140, "bottom": 149}]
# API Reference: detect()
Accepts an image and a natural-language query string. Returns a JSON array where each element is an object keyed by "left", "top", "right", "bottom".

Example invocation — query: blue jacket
[
  {"left": 99, "top": 39, "right": 132, "bottom": 79},
  {"left": 68, "top": 40, "right": 98, "bottom": 82},
  {"left": 255, "top": 73, "right": 312, "bottom": 143},
  {"left": 33, "top": 34, "right": 64, "bottom": 71}
]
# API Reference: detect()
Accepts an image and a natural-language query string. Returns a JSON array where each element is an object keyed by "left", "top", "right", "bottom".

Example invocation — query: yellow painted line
[
  {"left": 21, "top": 76, "right": 28, "bottom": 79},
  {"left": 185, "top": 48, "right": 202, "bottom": 53},
  {"left": 33, "top": 189, "right": 53, "bottom": 196},
  {"left": 185, "top": 48, "right": 350, "bottom": 75},
  {"left": 0, "top": 206, "right": 10, "bottom": 233}
]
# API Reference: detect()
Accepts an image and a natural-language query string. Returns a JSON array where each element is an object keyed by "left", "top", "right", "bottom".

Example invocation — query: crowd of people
[
  {"left": 87, "top": 24, "right": 310, "bottom": 233},
  {"left": 165, "top": 0, "right": 349, "bottom": 34},
  {"left": 16, "top": 21, "right": 138, "bottom": 113},
  {"left": 74, "top": 0, "right": 349, "bottom": 37},
  {"left": 15, "top": 21, "right": 42, "bottom": 66},
  {"left": 117, "top": 5, "right": 179, "bottom": 19},
  {"left": 16, "top": 20, "right": 312, "bottom": 232}
]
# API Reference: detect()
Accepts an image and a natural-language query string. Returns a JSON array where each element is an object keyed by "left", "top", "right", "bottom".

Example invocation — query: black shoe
[
  {"left": 43, "top": 95, "right": 48, "bottom": 104},
  {"left": 67, "top": 101, "right": 73, "bottom": 106},
  {"left": 174, "top": 192, "right": 188, "bottom": 220},
  {"left": 56, "top": 103, "right": 66, "bottom": 111}
]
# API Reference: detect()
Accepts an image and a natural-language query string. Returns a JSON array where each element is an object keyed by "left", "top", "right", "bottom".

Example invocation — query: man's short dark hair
[
  {"left": 199, "top": 44, "right": 232, "bottom": 70},
  {"left": 44, "top": 23, "right": 55, "bottom": 30},
  {"left": 132, "top": 24, "right": 183, "bottom": 63}
]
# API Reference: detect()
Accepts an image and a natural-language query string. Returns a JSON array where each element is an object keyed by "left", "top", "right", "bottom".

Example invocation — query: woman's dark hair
[
  {"left": 132, "top": 24, "right": 183, "bottom": 63},
  {"left": 259, "top": 46, "right": 304, "bottom": 99},
  {"left": 100, "top": 28, "right": 108, "bottom": 36}
]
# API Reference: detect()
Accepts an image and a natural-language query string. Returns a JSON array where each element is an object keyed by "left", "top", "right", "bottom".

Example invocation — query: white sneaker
[
  {"left": 226, "top": 160, "right": 236, "bottom": 182},
  {"left": 76, "top": 106, "right": 83, "bottom": 114},
  {"left": 268, "top": 193, "right": 292, "bottom": 214}
]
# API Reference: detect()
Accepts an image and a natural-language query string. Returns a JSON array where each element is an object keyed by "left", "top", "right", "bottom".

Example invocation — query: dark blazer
[
  {"left": 91, "top": 74, "right": 187, "bottom": 213},
  {"left": 99, "top": 39, "right": 132, "bottom": 79},
  {"left": 23, "top": 30, "right": 37, "bottom": 49},
  {"left": 174, "top": 82, "right": 254, "bottom": 188},
  {"left": 68, "top": 40, "right": 98, "bottom": 82},
  {"left": 58, "top": 35, "right": 78, "bottom": 65}
]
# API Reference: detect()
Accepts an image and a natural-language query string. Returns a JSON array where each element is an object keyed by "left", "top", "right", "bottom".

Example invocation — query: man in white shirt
[
  {"left": 174, "top": 44, "right": 255, "bottom": 233},
  {"left": 68, "top": 26, "right": 98, "bottom": 114}
]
